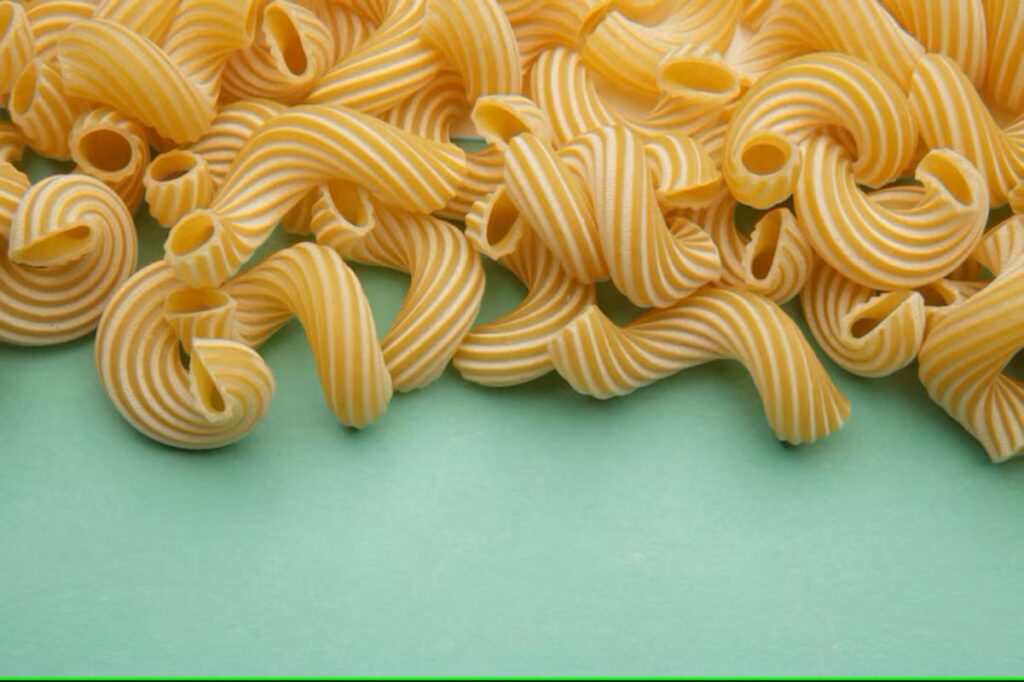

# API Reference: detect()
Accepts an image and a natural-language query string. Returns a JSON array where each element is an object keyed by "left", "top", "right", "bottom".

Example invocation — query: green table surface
[{"left": 2, "top": 153, "right": 1023, "bottom": 678}]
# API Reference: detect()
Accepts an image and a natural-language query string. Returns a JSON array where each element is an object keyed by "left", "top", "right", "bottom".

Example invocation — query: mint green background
[{"left": 1, "top": 153, "right": 1023, "bottom": 677}]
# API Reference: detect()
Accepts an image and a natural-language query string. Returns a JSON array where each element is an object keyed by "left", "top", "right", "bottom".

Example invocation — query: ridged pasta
[
  {"left": 25, "top": 0, "right": 97, "bottom": 61},
  {"left": 471, "top": 94, "right": 553, "bottom": 149},
  {"left": 309, "top": 0, "right": 374, "bottom": 63},
  {"left": 440, "top": 143, "right": 505, "bottom": 221},
  {"left": 562, "top": 125, "right": 721, "bottom": 308},
  {"left": 796, "top": 135, "right": 989, "bottom": 290},
  {"left": 69, "top": 107, "right": 150, "bottom": 214},
  {"left": 454, "top": 229, "right": 596, "bottom": 387},
  {"left": 0, "top": 121, "right": 25, "bottom": 162},
  {"left": 909, "top": 53, "right": 1024, "bottom": 206},
  {"left": 422, "top": 0, "right": 521, "bottom": 102},
  {"left": 504, "top": 0, "right": 589, "bottom": 66},
  {"left": 384, "top": 68, "right": 467, "bottom": 142},
  {"left": 465, "top": 185, "right": 527, "bottom": 260},
  {"left": 547, "top": 286, "right": 851, "bottom": 444},
  {"left": 741, "top": 0, "right": 773, "bottom": 30},
  {"left": 0, "top": 1, "right": 35, "bottom": 97},
  {"left": 190, "top": 100, "right": 286, "bottom": 189},
  {"left": 164, "top": 105, "right": 468, "bottom": 288},
  {"left": 9, "top": 58, "right": 87, "bottom": 159},
  {"left": 919, "top": 217, "right": 1024, "bottom": 462},
  {"left": 691, "top": 192, "right": 814, "bottom": 303},
  {"left": 1, "top": 170, "right": 137, "bottom": 345},
  {"left": 801, "top": 261, "right": 926, "bottom": 378},
  {"left": 879, "top": 0, "right": 987, "bottom": 89},
  {"left": 222, "top": 0, "right": 334, "bottom": 104},
  {"left": 144, "top": 150, "right": 215, "bottom": 228},
  {"left": 313, "top": 193, "right": 486, "bottom": 391},
  {"left": 95, "top": 262, "right": 275, "bottom": 450},
  {"left": 225, "top": 242, "right": 393, "bottom": 429},
  {"left": 657, "top": 42, "right": 742, "bottom": 105},
  {"left": 93, "top": 0, "right": 177, "bottom": 42},
  {"left": 983, "top": 0, "right": 1024, "bottom": 114},
  {"left": 1010, "top": 183, "right": 1024, "bottom": 215},
  {"left": 724, "top": 52, "right": 917, "bottom": 209}
]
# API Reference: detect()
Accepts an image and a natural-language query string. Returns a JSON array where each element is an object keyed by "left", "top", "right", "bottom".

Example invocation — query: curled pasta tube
[
  {"left": 724, "top": 52, "right": 917, "bottom": 210},
  {"left": 440, "top": 144, "right": 505, "bottom": 222},
  {"left": 796, "top": 135, "right": 989, "bottom": 290},
  {"left": 562, "top": 125, "right": 721, "bottom": 308},
  {"left": 548, "top": 287, "right": 851, "bottom": 445},
  {"left": 471, "top": 95, "right": 553, "bottom": 150},
  {"left": 983, "top": 0, "right": 1024, "bottom": 114},
  {"left": 690, "top": 193, "right": 814, "bottom": 304},
  {"left": 225, "top": 243, "right": 393, "bottom": 429},
  {"left": 69, "top": 107, "right": 150, "bottom": 214},
  {"left": 455, "top": 229, "right": 596, "bottom": 387},
  {"left": 164, "top": 105, "right": 468, "bottom": 288},
  {"left": 189, "top": 100, "right": 286, "bottom": 189},
  {"left": 0, "top": 122, "right": 25, "bottom": 163},
  {"left": 465, "top": 185, "right": 527, "bottom": 261},
  {"left": 144, "top": 150, "right": 215, "bottom": 229},
  {"left": 503, "top": 0, "right": 590, "bottom": 66},
  {"left": 801, "top": 261, "right": 926, "bottom": 378},
  {"left": 657, "top": 42, "right": 742, "bottom": 105},
  {"left": 95, "top": 262, "right": 275, "bottom": 450},
  {"left": 9, "top": 58, "right": 88, "bottom": 159},
  {"left": 385, "top": 68, "right": 468, "bottom": 142},
  {"left": 741, "top": 0, "right": 773, "bottom": 30},
  {"left": 93, "top": 0, "right": 178, "bottom": 42},
  {"left": 1, "top": 170, "right": 137, "bottom": 345},
  {"left": 919, "top": 217, "right": 1024, "bottom": 462},
  {"left": 222, "top": 0, "right": 334, "bottom": 104},
  {"left": 1011, "top": 184, "right": 1024, "bottom": 215},
  {"left": 312, "top": 190, "right": 486, "bottom": 392},
  {"left": 0, "top": 1, "right": 35, "bottom": 96},
  {"left": 308, "top": 0, "right": 373, "bottom": 62},
  {"left": 26, "top": 0, "right": 97, "bottom": 61},
  {"left": 910, "top": 54, "right": 1024, "bottom": 206}
]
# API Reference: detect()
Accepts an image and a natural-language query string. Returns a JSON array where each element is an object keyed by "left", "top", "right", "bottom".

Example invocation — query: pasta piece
[
  {"left": 801, "top": 261, "right": 926, "bottom": 378},
  {"left": 69, "top": 107, "right": 150, "bottom": 214},
  {"left": 144, "top": 150, "right": 214, "bottom": 228},
  {"left": 724, "top": 52, "right": 917, "bottom": 209},
  {"left": 879, "top": 0, "right": 987, "bottom": 89},
  {"left": 1010, "top": 183, "right": 1024, "bottom": 215},
  {"left": 225, "top": 243, "right": 393, "bottom": 429},
  {"left": 547, "top": 287, "right": 851, "bottom": 444},
  {"left": 0, "top": 1, "right": 35, "bottom": 97},
  {"left": 983, "top": 0, "right": 1024, "bottom": 114},
  {"left": 471, "top": 94, "right": 553, "bottom": 149},
  {"left": 222, "top": 0, "right": 334, "bottom": 104},
  {"left": 910, "top": 53, "right": 1024, "bottom": 206},
  {"left": 440, "top": 143, "right": 505, "bottom": 221},
  {"left": 691, "top": 192, "right": 814, "bottom": 303},
  {"left": 25, "top": 0, "right": 97, "bottom": 61},
  {"left": 1, "top": 171, "right": 137, "bottom": 345},
  {"left": 0, "top": 161, "right": 26, "bottom": 230},
  {"left": 562, "top": 125, "right": 721, "bottom": 308},
  {"left": 9, "top": 58, "right": 87, "bottom": 158},
  {"left": 93, "top": 0, "right": 177, "bottom": 42},
  {"left": 313, "top": 0, "right": 374, "bottom": 62},
  {"left": 643, "top": 132, "right": 722, "bottom": 208},
  {"left": 313, "top": 191, "right": 486, "bottom": 391},
  {"left": 465, "top": 185, "right": 527, "bottom": 260},
  {"left": 422, "top": 0, "right": 521, "bottom": 102},
  {"left": 384, "top": 68, "right": 467, "bottom": 142},
  {"left": 281, "top": 189, "right": 316, "bottom": 235},
  {"left": 657, "top": 42, "right": 742, "bottom": 105},
  {"left": 95, "top": 262, "right": 275, "bottom": 450},
  {"left": 505, "top": 0, "right": 590, "bottom": 66},
  {"left": 0, "top": 121, "right": 25, "bottom": 162},
  {"left": 741, "top": 0, "right": 773, "bottom": 30},
  {"left": 455, "top": 229, "right": 596, "bottom": 387},
  {"left": 919, "top": 217, "right": 1024, "bottom": 462},
  {"left": 164, "top": 105, "right": 468, "bottom": 288},
  {"left": 795, "top": 136, "right": 988, "bottom": 290},
  {"left": 306, "top": 0, "right": 441, "bottom": 116},
  {"left": 190, "top": 100, "right": 286, "bottom": 189}
]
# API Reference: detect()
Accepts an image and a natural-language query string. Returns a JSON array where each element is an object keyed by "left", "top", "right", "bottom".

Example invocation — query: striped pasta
[
  {"left": 657, "top": 42, "right": 742, "bottom": 105},
  {"left": 983, "top": 0, "right": 1024, "bottom": 113},
  {"left": 93, "top": 0, "right": 178, "bottom": 42},
  {"left": 909, "top": 53, "right": 1024, "bottom": 206},
  {"left": 385, "top": 68, "right": 467, "bottom": 142},
  {"left": 440, "top": 143, "right": 505, "bottom": 221},
  {"left": 741, "top": 0, "right": 773, "bottom": 30},
  {"left": 164, "top": 105, "right": 467, "bottom": 288},
  {"left": 95, "top": 262, "right": 275, "bottom": 450},
  {"left": 190, "top": 100, "right": 286, "bottom": 189},
  {"left": 9, "top": 58, "right": 88, "bottom": 159},
  {"left": 465, "top": 185, "right": 527, "bottom": 261},
  {"left": 309, "top": 0, "right": 374, "bottom": 63},
  {"left": 547, "top": 286, "right": 851, "bottom": 444},
  {"left": 724, "top": 52, "right": 918, "bottom": 209},
  {"left": 25, "top": 0, "right": 97, "bottom": 61},
  {"left": 1, "top": 170, "right": 137, "bottom": 345},
  {"left": 471, "top": 94, "right": 553, "bottom": 149},
  {"left": 144, "top": 150, "right": 215, "bottom": 228},
  {"left": 0, "top": 121, "right": 26, "bottom": 162},
  {"left": 504, "top": 0, "right": 589, "bottom": 66},
  {"left": 1011, "top": 183, "right": 1024, "bottom": 215},
  {"left": 795, "top": 135, "right": 989, "bottom": 290},
  {"left": 455, "top": 229, "right": 596, "bottom": 387},
  {"left": 879, "top": 0, "right": 987, "bottom": 89},
  {"left": 225, "top": 242, "right": 393, "bottom": 429},
  {"left": 0, "top": 1, "right": 35, "bottom": 97},
  {"left": 69, "top": 107, "right": 150, "bottom": 214}
]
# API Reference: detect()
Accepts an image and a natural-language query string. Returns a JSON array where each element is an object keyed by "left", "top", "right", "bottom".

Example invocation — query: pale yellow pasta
[
  {"left": 455, "top": 229, "right": 596, "bottom": 387},
  {"left": 465, "top": 185, "right": 527, "bottom": 260},
  {"left": 910, "top": 53, "right": 1024, "bottom": 206},
  {"left": 741, "top": 0, "right": 773, "bottom": 30},
  {"left": 657, "top": 42, "right": 742, "bottom": 105},
  {"left": 93, "top": 0, "right": 177, "bottom": 42},
  {"left": 504, "top": 0, "right": 589, "bottom": 66},
  {"left": 9, "top": 58, "right": 87, "bottom": 158},
  {"left": 384, "top": 68, "right": 467, "bottom": 142},
  {"left": 440, "top": 143, "right": 505, "bottom": 221},
  {"left": 164, "top": 105, "right": 468, "bottom": 288},
  {"left": 724, "top": 52, "right": 917, "bottom": 209},
  {"left": 983, "top": 0, "right": 1024, "bottom": 114},
  {"left": 95, "top": 262, "right": 275, "bottom": 450},
  {"left": 281, "top": 188, "right": 316, "bottom": 235},
  {"left": 0, "top": 121, "right": 26, "bottom": 162},
  {"left": 801, "top": 261, "right": 926, "bottom": 378},
  {"left": 310, "top": 0, "right": 374, "bottom": 63},
  {"left": 25, "top": 0, "right": 97, "bottom": 61},
  {"left": 0, "top": 1, "right": 35, "bottom": 97},
  {"left": 225, "top": 242, "right": 393, "bottom": 429},
  {"left": 796, "top": 135, "right": 988, "bottom": 290},
  {"left": 562, "top": 125, "right": 721, "bottom": 308},
  {"left": 690, "top": 192, "right": 814, "bottom": 303},
  {"left": 222, "top": 0, "right": 334, "bottom": 104},
  {"left": 547, "top": 287, "right": 851, "bottom": 444},
  {"left": 1, "top": 170, "right": 137, "bottom": 345},
  {"left": 919, "top": 217, "right": 1024, "bottom": 462},
  {"left": 190, "top": 100, "right": 286, "bottom": 188},
  {"left": 69, "top": 106, "right": 150, "bottom": 214},
  {"left": 643, "top": 132, "right": 722, "bottom": 208},
  {"left": 313, "top": 191, "right": 486, "bottom": 391},
  {"left": 422, "top": 0, "right": 521, "bottom": 102},
  {"left": 879, "top": 0, "right": 987, "bottom": 89},
  {"left": 144, "top": 150, "right": 215, "bottom": 228},
  {"left": 1010, "top": 183, "right": 1024, "bottom": 215},
  {"left": 306, "top": 0, "right": 440, "bottom": 116},
  {"left": 471, "top": 94, "right": 553, "bottom": 149}
]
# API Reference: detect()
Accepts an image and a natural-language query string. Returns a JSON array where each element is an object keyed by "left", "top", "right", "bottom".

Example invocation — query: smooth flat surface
[{"left": 2, "top": 156, "right": 1023, "bottom": 677}]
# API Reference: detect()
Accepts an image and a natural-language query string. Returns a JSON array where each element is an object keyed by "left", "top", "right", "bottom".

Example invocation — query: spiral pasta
[
  {"left": 25, "top": 0, "right": 97, "bottom": 60},
  {"left": 471, "top": 94, "right": 553, "bottom": 149},
  {"left": 440, "top": 143, "right": 505, "bottom": 222},
  {"left": 164, "top": 105, "right": 468, "bottom": 288},
  {"left": 1, "top": 170, "right": 137, "bottom": 345},
  {"left": 189, "top": 100, "right": 286, "bottom": 188},
  {"left": 69, "top": 106, "right": 150, "bottom": 214},
  {"left": 95, "top": 262, "right": 275, "bottom": 450},
  {"left": 983, "top": 0, "right": 1024, "bottom": 114},
  {"left": 0, "top": 1, "right": 35, "bottom": 97},
  {"left": 547, "top": 286, "right": 851, "bottom": 444},
  {"left": 0, "top": 121, "right": 25, "bottom": 163},
  {"left": 9, "top": 58, "right": 87, "bottom": 159},
  {"left": 144, "top": 150, "right": 215, "bottom": 229},
  {"left": 93, "top": 0, "right": 177, "bottom": 42},
  {"left": 384, "top": 68, "right": 467, "bottom": 142},
  {"left": 724, "top": 52, "right": 917, "bottom": 209}
]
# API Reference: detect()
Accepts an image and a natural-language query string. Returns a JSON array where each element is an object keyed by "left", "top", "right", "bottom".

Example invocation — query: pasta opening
[
  {"left": 742, "top": 136, "right": 792, "bottom": 176},
  {"left": 79, "top": 129, "right": 133, "bottom": 173},
  {"left": 917, "top": 283, "right": 957, "bottom": 307},
  {"left": 485, "top": 189, "right": 519, "bottom": 247},
  {"left": 659, "top": 60, "right": 738, "bottom": 98},
  {"left": 169, "top": 212, "right": 216, "bottom": 256},
  {"left": 14, "top": 224, "right": 93, "bottom": 265},
  {"left": 149, "top": 151, "right": 198, "bottom": 183},
  {"left": 191, "top": 353, "right": 226, "bottom": 414},
  {"left": 473, "top": 100, "right": 531, "bottom": 145},
  {"left": 10, "top": 60, "right": 37, "bottom": 116},
  {"left": 849, "top": 292, "right": 912, "bottom": 339},
  {"left": 1004, "top": 350, "right": 1024, "bottom": 382},
  {"left": 165, "top": 288, "right": 232, "bottom": 315},
  {"left": 749, "top": 211, "right": 784, "bottom": 281},
  {"left": 920, "top": 152, "right": 974, "bottom": 206},
  {"left": 265, "top": 4, "right": 308, "bottom": 76},
  {"left": 326, "top": 181, "right": 369, "bottom": 227}
]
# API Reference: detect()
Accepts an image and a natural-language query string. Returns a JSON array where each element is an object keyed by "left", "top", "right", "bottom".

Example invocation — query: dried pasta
[
  {"left": 9, "top": 58, "right": 87, "bottom": 159},
  {"left": 879, "top": 0, "right": 987, "bottom": 89},
  {"left": 0, "top": 1, "right": 35, "bottom": 97},
  {"left": 983, "top": 0, "right": 1024, "bottom": 114},
  {"left": 69, "top": 107, "right": 150, "bottom": 214},
  {"left": 144, "top": 150, "right": 215, "bottom": 228},
  {"left": 25, "top": 0, "right": 97, "bottom": 61},
  {"left": 0, "top": 121, "right": 25, "bottom": 163},
  {"left": 93, "top": 0, "right": 177, "bottom": 42}
]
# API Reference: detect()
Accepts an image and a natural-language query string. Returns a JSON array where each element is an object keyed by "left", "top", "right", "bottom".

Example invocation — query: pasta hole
[
  {"left": 326, "top": 181, "right": 369, "bottom": 227},
  {"left": 660, "top": 60, "right": 737, "bottom": 97},
  {"left": 168, "top": 212, "right": 216, "bottom": 255},
  {"left": 917, "top": 283, "right": 956, "bottom": 307},
  {"left": 150, "top": 151, "right": 198, "bottom": 182},
  {"left": 921, "top": 152, "right": 973, "bottom": 206},
  {"left": 748, "top": 210, "right": 785, "bottom": 281},
  {"left": 165, "top": 288, "right": 231, "bottom": 315},
  {"left": 472, "top": 99, "right": 531, "bottom": 145},
  {"left": 742, "top": 137, "right": 791, "bottom": 176},
  {"left": 265, "top": 4, "right": 308, "bottom": 75},
  {"left": 850, "top": 317, "right": 881, "bottom": 339},
  {"left": 849, "top": 292, "right": 912, "bottom": 339},
  {"left": 486, "top": 189, "right": 519, "bottom": 246},
  {"left": 79, "top": 129, "right": 133, "bottom": 173},
  {"left": 1004, "top": 350, "right": 1024, "bottom": 382},
  {"left": 14, "top": 224, "right": 93, "bottom": 265},
  {"left": 191, "top": 354, "right": 226, "bottom": 414},
  {"left": 10, "top": 60, "right": 37, "bottom": 116}
]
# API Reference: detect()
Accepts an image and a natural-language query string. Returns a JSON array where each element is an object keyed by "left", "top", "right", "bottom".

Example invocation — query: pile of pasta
[{"left": 1, "top": 0, "right": 1023, "bottom": 461}]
